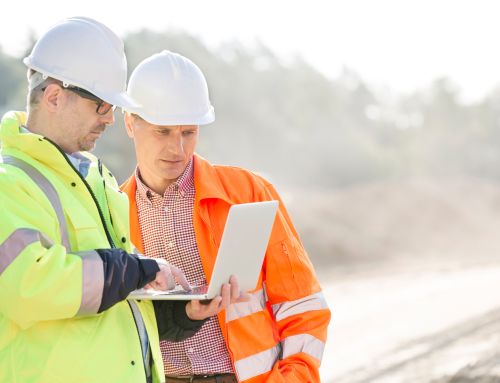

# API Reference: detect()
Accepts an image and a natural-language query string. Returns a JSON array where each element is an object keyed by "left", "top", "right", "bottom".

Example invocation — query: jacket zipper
[
  {"left": 45, "top": 138, "right": 148, "bottom": 379},
  {"left": 282, "top": 244, "right": 295, "bottom": 279},
  {"left": 44, "top": 137, "right": 115, "bottom": 249},
  {"left": 197, "top": 206, "right": 219, "bottom": 251},
  {"left": 98, "top": 159, "right": 114, "bottom": 227},
  {"left": 127, "top": 301, "right": 149, "bottom": 380}
]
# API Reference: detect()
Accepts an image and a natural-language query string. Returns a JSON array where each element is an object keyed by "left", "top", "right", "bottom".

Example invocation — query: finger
[
  {"left": 218, "top": 284, "right": 231, "bottom": 311},
  {"left": 207, "top": 296, "right": 223, "bottom": 315},
  {"left": 152, "top": 272, "right": 167, "bottom": 291},
  {"left": 158, "top": 264, "right": 175, "bottom": 290},
  {"left": 189, "top": 297, "right": 221, "bottom": 320},
  {"left": 143, "top": 284, "right": 151, "bottom": 290},
  {"left": 229, "top": 275, "right": 240, "bottom": 302},
  {"left": 166, "top": 272, "right": 175, "bottom": 290},
  {"left": 149, "top": 281, "right": 159, "bottom": 290},
  {"left": 236, "top": 292, "right": 252, "bottom": 303},
  {"left": 190, "top": 300, "right": 201, "bottom": 311},
  {"left": 171, "top": 266, "right": 192, "bottom": 291}
]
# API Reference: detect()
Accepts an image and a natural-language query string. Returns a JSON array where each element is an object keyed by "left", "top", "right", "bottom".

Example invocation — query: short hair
[
  {"left": 128, "top": 112, "right": 144, "bottom": 126},
  {"left": 27, "top": 69, "right": 74, "bottom": 117}
]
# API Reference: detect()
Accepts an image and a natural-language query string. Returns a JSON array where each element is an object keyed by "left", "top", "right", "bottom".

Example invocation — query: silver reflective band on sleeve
[
  {"left": 0, "top": 228, "right": 40, "bottom": 275},
  {"left": 73, "top": 250, "right": 104, "bottom": 316},
  {"left": 0, "top": 155, "right": 71, "bottom": 252},
  {"left": 272, "top": 291, "right": 328, "bottom": 322},
  {"left": 234, "top": 343, "right": 281, "bottom": 382},
  {"left": 282, "top": 333, "right": 325, "bottom": 362},
  {"left": 226, "top": 288, "right": 267, "bottom": 322}
]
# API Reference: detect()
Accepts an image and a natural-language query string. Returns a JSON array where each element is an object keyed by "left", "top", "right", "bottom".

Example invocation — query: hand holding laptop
[
  {"left": 128, "top": 201, "right": 279, "bottom": 301},
  {"left": 185, "top": 275, "right": 251, "bottom": 320}
]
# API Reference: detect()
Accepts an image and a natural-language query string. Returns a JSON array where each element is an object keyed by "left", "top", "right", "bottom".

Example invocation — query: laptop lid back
[{"left": 206, "top": 201, "right": 279, "bottom": 299}]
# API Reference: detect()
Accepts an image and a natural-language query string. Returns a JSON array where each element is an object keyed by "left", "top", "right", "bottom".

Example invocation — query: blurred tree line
[{"left": 2, "top": 29, "right": 500, "bottom": 189}]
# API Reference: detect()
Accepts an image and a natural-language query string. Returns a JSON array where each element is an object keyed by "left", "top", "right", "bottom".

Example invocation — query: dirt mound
[{"left": 286, "top": 178, "right": 500, "bottom": 268}]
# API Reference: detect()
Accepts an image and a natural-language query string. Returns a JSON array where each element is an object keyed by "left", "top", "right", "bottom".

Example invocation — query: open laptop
[{"left": 127, "top": 201, "right": 279, "bottom": 300}]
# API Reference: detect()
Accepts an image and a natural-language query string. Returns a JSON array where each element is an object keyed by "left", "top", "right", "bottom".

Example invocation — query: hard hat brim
[
  {"left": 102, "top": 91, "right": 142, "bottom": 109},
  {"left": 24, "top": 60, "right": 142, "bottom": 109},
  {"left": 122, "top": 106, "right": 215, "bottom": 126}
]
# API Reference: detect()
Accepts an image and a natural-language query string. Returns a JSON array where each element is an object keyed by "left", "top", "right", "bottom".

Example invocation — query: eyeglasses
[{"left": 42, "top": 86, "right": 117, "bottom": 115}]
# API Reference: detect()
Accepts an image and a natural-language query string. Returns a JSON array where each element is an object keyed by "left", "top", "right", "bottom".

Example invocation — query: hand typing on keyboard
[
  {"left": 151, "top": 286, "right": 208, "bottom": 295},
  {"left": 144, "top": 259, "right": 191, "bottom": 292}
]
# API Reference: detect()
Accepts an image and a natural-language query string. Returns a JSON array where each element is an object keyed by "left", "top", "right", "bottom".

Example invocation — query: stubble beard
[{"left": 78, "top": 123, "right": 107, "bottom": 152}]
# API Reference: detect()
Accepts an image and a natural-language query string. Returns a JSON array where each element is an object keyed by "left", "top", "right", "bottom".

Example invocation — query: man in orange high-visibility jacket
[{"left": 121, "top": 51, "right": 331, "bottom": 383}]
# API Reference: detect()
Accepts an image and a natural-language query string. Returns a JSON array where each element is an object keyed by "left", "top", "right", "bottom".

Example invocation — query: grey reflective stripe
[
  {"left": 226, "top": 288, "right": 267, "bottom": 322},
  {"left": 0, "top": 228, "right": 39, "bottom": 275},
  {"left": 282, "top": 334, "right": 325, "bottom": 362},
  {"left": 128, "top": 300, "right": 151, "bottom": 378},
  {"left": 0, "top": 155, "right": 71, "bottom": 252},
  {"left": 272, "top": 291, "right": 328, "bottom": 322},
  {"left": 73, "top": 250, "right": 104, "bottom": 316},
  {"left": 234, "top": 343, "right": 281, "bottom": 381},
  {"left": 38, "top": 231, "right": 55, "bottom": 249}
]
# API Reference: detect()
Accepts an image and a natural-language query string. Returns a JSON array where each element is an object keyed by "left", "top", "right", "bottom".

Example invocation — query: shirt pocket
[{"left": 65, "top": 207, "right": 103, "bottom": 251}]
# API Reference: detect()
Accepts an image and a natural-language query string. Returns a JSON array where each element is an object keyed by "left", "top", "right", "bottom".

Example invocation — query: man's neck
[
  {"left": 25, "top": 116, "right": 44, "bottom": 137},
  {"left": 25, "top": 115, "right": 72, "bottom": 154},
  {"left": 139, "top": 168, "right": 179, "bottom": 196}
]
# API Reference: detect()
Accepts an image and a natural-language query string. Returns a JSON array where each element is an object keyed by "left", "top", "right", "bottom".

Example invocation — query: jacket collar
[
  {"left": 192, "top": 153, "right": 234, "bottom": 206},
  {"left": 122, "top": 154, "right": 235, "bottom": 206},
  {"left": 120, "top": 153, "right": 234, "bottom": 253},
  {"left": 0, "top": 111, "right": 97, "bottom": 179}
]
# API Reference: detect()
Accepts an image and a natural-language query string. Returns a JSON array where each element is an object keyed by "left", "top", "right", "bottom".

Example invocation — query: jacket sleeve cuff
[
  {"left": 136, "top": 257, "right": 160, "bottom": 289},
  {"left": 172, "top": 301, "right": 209, "bottom": 330},
  {"left": 138, "top": 257, "right": 160, "bottom": 276}
]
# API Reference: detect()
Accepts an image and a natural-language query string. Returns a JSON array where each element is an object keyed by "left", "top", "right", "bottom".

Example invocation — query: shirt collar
[
  {"left": 67, "top": 151, "right": 92, "bottom": 179},
  {"left": 135, "top": 156, "right": 195, "bottom": 203}
]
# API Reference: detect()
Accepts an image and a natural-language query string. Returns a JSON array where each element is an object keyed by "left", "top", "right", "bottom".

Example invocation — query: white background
[{"left": 2, "top": 0, "right": 500, "bottom": 102}]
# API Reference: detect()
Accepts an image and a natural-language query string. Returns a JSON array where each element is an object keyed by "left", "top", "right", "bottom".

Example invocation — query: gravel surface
[{"left": 319, "top": 262, "right": 500, "bottom": 383}]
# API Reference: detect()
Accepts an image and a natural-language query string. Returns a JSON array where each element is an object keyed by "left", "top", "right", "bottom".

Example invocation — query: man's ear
[
  {"left": 43, "top": 84, "right": 63, "bottom": 113},
  {"left": 124, "top": 112, "right": 135, "bottom": 138}
]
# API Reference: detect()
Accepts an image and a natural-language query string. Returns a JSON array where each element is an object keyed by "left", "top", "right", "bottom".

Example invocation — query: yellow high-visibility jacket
[{"left": 0, "top": 111, "right": 203, "bottom": 383}]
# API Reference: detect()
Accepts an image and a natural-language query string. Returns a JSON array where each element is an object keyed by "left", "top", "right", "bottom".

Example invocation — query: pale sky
[{"left": 2, "top": 0, "right": 500, "bottom": 102}]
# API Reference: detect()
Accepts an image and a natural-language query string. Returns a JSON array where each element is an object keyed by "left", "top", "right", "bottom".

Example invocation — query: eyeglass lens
[{"left": 97, "top": 101, "right": 115, "bottom": 115}]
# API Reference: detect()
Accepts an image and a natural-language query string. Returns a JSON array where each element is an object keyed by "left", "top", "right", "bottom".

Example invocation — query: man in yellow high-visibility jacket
[{"left": 0, "top": 17, "right": 249, "bottom": 383}]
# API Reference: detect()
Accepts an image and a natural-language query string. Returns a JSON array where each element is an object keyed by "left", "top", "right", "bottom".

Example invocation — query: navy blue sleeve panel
[
  {"left": 95, "top": 248, "right": 160, "bottom": 313},
  {"left": 153, "top": 300, "right": 208, "bottom": 342}
]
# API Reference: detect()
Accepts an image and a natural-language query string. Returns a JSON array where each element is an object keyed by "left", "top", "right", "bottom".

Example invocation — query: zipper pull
[{"left": 282, "top": 243, "right": 288, "bottom": 256}]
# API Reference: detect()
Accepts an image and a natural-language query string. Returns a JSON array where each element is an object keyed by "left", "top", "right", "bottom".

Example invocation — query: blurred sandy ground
[{"left": 283, "top": 178, "right": 500, "bottom": 383}]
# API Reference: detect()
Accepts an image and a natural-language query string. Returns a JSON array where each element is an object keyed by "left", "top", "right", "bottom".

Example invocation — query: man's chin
[
  {"left": 79, "top": 139, "right": 97, "bottom": 152},
  {"left": 158, "top": 168, "right": 183, "bottom": 182}
]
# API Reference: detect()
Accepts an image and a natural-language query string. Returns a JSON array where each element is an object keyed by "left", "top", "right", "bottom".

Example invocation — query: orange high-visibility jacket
[{"left": 121, "top": 154, "right": 331, "bottom": 383}]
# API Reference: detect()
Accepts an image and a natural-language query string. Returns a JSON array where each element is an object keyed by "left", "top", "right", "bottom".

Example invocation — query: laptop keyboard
[{"left": 161, "top": 286, "right": 209, "bottom": 295}]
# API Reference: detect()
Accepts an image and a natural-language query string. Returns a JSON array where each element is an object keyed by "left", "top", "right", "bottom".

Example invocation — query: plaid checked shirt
[{"left": 135, "top": 157, "right": 234, "bottom": 375}]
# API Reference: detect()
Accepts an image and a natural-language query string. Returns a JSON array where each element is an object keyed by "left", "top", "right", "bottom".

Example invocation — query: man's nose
[
  {"left": 100, "top": 108, "right": 115, "bottom": 125},
  {"left": 167, "top": 133, "right": 183, "bottom": 155}
]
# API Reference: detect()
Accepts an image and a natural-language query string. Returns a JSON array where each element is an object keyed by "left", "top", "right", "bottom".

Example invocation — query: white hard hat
[
  {"left": 123, "top": 50, "right": 215, "bottom": 126},
  {"left": 24, "top": 16, "right": 141, "bottom": 109}
]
